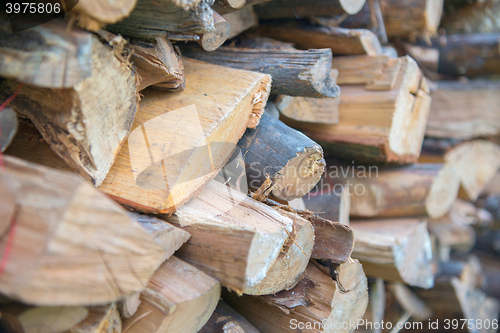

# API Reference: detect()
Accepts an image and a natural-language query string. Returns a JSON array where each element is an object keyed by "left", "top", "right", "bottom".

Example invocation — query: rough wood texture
[
  {"left": 330, "top": 54, "right": 391, "bottom": 85},
  {"left": 0, "top": 20, "right": 92, "bottom": 89},
  {"left": 426, "top": 80, "right": 500, "bottom": 139},
  {"left": 122, "top": 256, "right": 220, "bottom": 333},
  {"left": 275, "top": 95, "right": 339, "bottom": 124},
  {"left": 183, "top": 46, "right": 340, "bottom": 97},
  {"left": 301, "top": 181, "right": 351, "bottom": 226},
  {"left": 341, "top": 0, "right": 444, "bottom": 39},
  {"left": 198, "top": 12, "right": 232, "bottom": 51},
  {"left": 225, "top": 259, "right": 368, "bottom": 333},
  {"left": 258, "top": 22, "right": 383, "bottom": 55},
  {"left": 0, "top": 304, "right": 88, "bottom": 333},
  {"left": 223, "top": 6, "right": 258, "bottom": 39},
  {"left": 410, "top": 33, "right": 500, "bottom": 77},
  {"left": 264, "top": 200, "right": 354, "bottom": 263},
  {"left": 107, "top": 0, "right": 215, "bottom": 38},
  {"left": 420, "top": 139, "right": 500, "bottom": 201},
  {"left": 254, "top": 0, "right": 366, "bottom": 18},
  {"left": 283, "top": 57, "right": 431, "bottom": 164},
  {"left": 351, "top": 219, "right": 434, "bottom": 288},
  {"left": 338, "top": 163, "right": 460, "bottom": 218},
  {"left": 70, "top": 0, "right": 138, "bottom": 31},
  {"left": 199, "top": 301, "right": 259, "bottom": 333},
  {"left": 69, "top": 304, "right": 121, "bottom": 333},
  {"left": 130, "top": 213, "right": 191, "bottom": 261},
  {"left": 129, "top": 38, "right": 185, "bottom": 91},
  {"left": 165, "top": 181, "right": 313, "bottom": 295},
  {"left": 441, "top": 0, "right": 500, "bottom": 34},
  {"left": 0, "top": 156, "right": 166, "bottom": 306},
  {"left": 0, "top": 23, "right": 138, "bottom": 187},
  {"left": 238, "top": 113, "right": 325, "bottom": 201},
  {"left": 97, "top": 59, "right": 271, "bottom": 214}
]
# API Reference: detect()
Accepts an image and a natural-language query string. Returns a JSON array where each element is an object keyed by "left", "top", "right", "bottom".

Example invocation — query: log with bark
[
  {"left": 253, "top": 0, "right": 366, "bottom": 18},
  {"left": 351, "top": 219, "right": 434, "bottom": 288},
  {"left": 165, "top": 180, "right": 313, "bottom": 295},
  {"left": 282, "top": 56, "right": 431, "bottom": 164},
  {"left": 237, "top": 113, "right": 326, "bottom": 201},
  {"left": 340, "top": 0, "right": 445, "bottom": 39},
  {"left": 300, "top": 183, "right": 351, "bottom": 226},
  {"left": 420, "top": 139, "right": 500, "bottom": 201},
  {"left": 258, "top": 21, "right": 383, "bottom": 55},
  {"left": 406, "top": 33, "right": 500, "bottom": 77},
  {"left": 0, "top": 155, "right": 166, "bottom": 306},
  {"left": 330, "top": 163, "right": 461, "bottom": 219},
  {"left": 0, "top": 21, "right": 138, "bottom": 187},
  {"left": 199, "top": 300, "right": 259, "bottom": 333},
  {"left": 107, "top": 0, "right": 230, "bottom": 51},
  {"left": 69, "top": 303, "right": 121, "bottom": 333},
  {"left": 183, "top": 46, "right": 340, "bottom": 98},
  {"left": 122, "top": 256, "right": 220, "bottom": 333},
  {"left": 224, "top": 259, "right": 368, "bottom": 333},
  {"left": 426, "top": 80, "right": 500, "bottom": 140},
  {"left": 97, "top": 59, "right": 271, "bottom": 214}
]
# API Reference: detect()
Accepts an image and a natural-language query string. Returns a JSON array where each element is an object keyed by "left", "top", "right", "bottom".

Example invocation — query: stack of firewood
[{"left": 0, "top": 0, "right": 499, "bottom": 332}]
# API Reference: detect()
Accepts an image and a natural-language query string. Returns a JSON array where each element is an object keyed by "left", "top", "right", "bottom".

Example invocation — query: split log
[
  {"left": 330, "top": 54, "right": 391, "bottom": 85},
  {"left": 333, "top": 163, "right": 460, "bottom": 219},
  {"left": 0, "top": 20, "right": 92, "bottom": 88},
  {"left": 391, "top": 283, "right": 433, "bottom": 321},
  {"left": 0, "top": 304, "right": 88, "bottom": 333},
  {"left": 69, "top": 0, "right": 138, "bottom": 31},
  {"left": 69, "top": 304, "right": 121, "bottom": 333},
  {"left": 408, "top": 33, "right": 500, "bottom": 77},
  {"left": 183, "top": 46, "right": 340, "bottom": 97},
  {"left": 0, "top": 22, "right": 138, "bottom": 187},
  {"left": 130, "top": 213, "right": 191, "bottom": 261},
  {"left": 351, "top": 219, "right": 434, "bottom": 288},
  {"left": 441, "top": 0, "right": 500, "bottom": 34},
  {"left": 420, "top": 139, "right": 500, "bottom": 201},
  {"left": 264, "top": 200, "right": 354, "bottom": 263},
  {"left": 129, "top": 38, "right": 185, "bottom": 91},
  {"left": 274, "top": 94, "right": 339, "bottom": 125},
  {"left": 428, "top": 213, "right": 476, "bottom": 254},
  {"left": 107, "top": 0, "right": 230, "bottom": 51},
  {"left": 224, "top": 259, "right": 368, "bottom": 333},
  {"left": 199, "top": 301, "right": 259, "bottom": 333},
  {"left": 282, "top": 57, "right": 431, "bottom": 164},
  {"left": 253, "top": 0, "right": 366, "bottom": 18},
  {"left": 222, "top": 6, "right": 258, "bottom": 39},
  {"left": 416, "top": 257, "right": 500, "bottom": 328},
  {"left": 300, "top": 182, "right": 351, "bottom": 226},
  {"left": 0, "top": 156, "right": 166, "bottom": 306},
  {"left": 97, "top": 59, "right": 271, "bottom": 214},
  {"left": 340, "top": 0, "right": 444, "bottom": 39},
  {"left": 122, "top": 256, "right": 220, "bottom": 333},
  {"left": 165, "top": 181, "right": 313, "bottom": 295},
  {"left": 258, "top": 21, "right": 383, "bottom": 55},
  {"left": 237, "top": 113, "right": 326, "bottom": 201},
  {"left": 426, "top": 80, "right": 500, "bottom": 139}
]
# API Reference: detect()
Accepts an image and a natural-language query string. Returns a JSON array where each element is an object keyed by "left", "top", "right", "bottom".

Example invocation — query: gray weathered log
[
  {"left": 238, "top": 113, "right": 326, "bottom": 201},
  {"left": 183, "top": 46, "right": 340, "bottom": 97}
]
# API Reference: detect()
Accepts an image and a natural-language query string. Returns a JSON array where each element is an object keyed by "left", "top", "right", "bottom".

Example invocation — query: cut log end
[
  {"left": 272, "top": 146, "right": 326, "bottom": 201},
  {"left": 340, "top": 0, "right": 367, "bottom": 14},
  {"left": 198, "top": 12, "right": 231, "bottom": 51}
]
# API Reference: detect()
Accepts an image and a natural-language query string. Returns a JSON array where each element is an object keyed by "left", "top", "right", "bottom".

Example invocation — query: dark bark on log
[
  {"left": 258, "top": 21, "right": 383, "bottom": 55},
  {"left": 183, "top": 46, "right": 340, "bottom": 97},
  {"left": 238, "top": 113, "right": 326, "bottom": 201}
]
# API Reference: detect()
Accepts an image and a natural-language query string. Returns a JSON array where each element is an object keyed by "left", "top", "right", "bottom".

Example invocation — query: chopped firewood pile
[{"left": 1, "top": 0, "right": 500, "bottom": 332}]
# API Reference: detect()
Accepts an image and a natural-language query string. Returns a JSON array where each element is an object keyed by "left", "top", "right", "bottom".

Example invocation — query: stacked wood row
[{"left": 0, "top": 0, "right": 499, "bottom": 332}]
